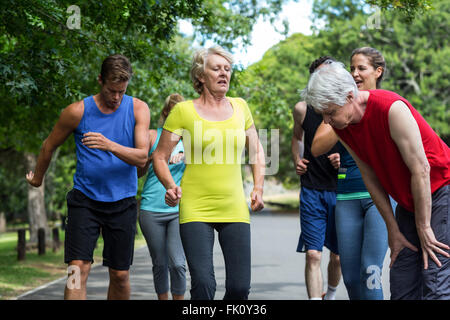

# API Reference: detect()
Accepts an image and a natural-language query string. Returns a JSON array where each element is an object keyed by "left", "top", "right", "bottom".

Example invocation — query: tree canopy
[
  {"left": 0, "top": 0, "right": 447, "bottom": 224},
  {"left": 236, "top": 0, "right": 449, "bottom": 185},
  {"left": 0, "top": 0, "right": 289, "bottom": 223}
]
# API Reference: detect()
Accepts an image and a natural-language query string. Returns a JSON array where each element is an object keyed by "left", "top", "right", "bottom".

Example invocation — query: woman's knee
[
  {"left": 224, "top": 284, "right": 250, "bottom": 300},
  {"left": 190, "top": 273, "right": 216, "bottom": 300},
  {"left": 330, "top": 252, "right": 340, "bottom": 263},
  {"left": 152, "top": 263, "right": 169, "bottom": 279},
  {"left": 169, "top": 263, "right": 186, "bottom": 275}
]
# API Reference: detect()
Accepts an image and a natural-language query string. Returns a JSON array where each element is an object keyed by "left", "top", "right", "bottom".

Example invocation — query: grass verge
[
  {"left": 0, "top": 227, "right": 145, "bottom": 300},
  {"left": 263, "top": 192, "right": 299, "bottom": 213}
]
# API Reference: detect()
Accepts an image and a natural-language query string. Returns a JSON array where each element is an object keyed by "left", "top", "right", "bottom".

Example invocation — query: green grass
[
  {"left": 0, "top": 227, "right": 145, "bottom": 300},
  {"left": 264, "top": 192, "right": 299, "bottom": 212}
]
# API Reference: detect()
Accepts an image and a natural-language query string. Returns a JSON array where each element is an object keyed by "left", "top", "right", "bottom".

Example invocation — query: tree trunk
[
  {"left": 24, "top": 152, "right": 50, "bottom": 244},
  {"left": 0, "top": 212, "right": 6, "bottom": 233}
]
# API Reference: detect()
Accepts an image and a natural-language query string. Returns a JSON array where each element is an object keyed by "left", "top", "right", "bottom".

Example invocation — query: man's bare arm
[
  {"left": 292, "top": 101, "right": 310, "bottom": 175},
  {"left": 339, "top": 139, "right": 418, "bottom": 267},
  {"left": 311, "top": 121, "right": 339, "bottom": 157},
  {"left": 26, "top": 101, "right": 83, "bottom": 187},
  {"left": 389, "top": 100, "right": 450, "bottom": 268},
  {"left": 291, "top": 101, "right": 306, "bottom": 163},
  {"left": 137, "top": 129, "right": 157, "bottom": 178}
]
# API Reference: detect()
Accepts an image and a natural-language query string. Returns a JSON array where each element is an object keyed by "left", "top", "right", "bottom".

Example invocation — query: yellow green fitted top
[{"left": 163, "top": 97, "right": 254, "bottom": 224}]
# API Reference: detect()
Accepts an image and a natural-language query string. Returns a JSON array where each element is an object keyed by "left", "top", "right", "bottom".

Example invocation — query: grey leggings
[{"left": 139, "top": 210, "right": 186, "bottom": 296}]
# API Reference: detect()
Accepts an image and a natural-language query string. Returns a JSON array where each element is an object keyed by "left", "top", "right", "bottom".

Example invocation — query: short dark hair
[
  {"left": 309, "top": 56, "right": 336, "bottom": 74},
  {"left": 100, "top": 54, "right": 133, "bottom": 83}
]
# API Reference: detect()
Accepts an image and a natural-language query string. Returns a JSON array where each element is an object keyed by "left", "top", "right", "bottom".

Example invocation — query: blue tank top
[
  {"left": 140, "top": 128, "right": 185, "bottom": 212},
  {"left": 336, "top": 142, "right": 368, "bottom": 194},
  {"left": 73, "top": 94, "right": 137, "bottom": 202}
]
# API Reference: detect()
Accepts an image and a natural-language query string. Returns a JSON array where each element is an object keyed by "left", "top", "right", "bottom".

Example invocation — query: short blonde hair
[
  {"left": 190, "top": 46, "right": 234, "bottom": 94},
  {"left": 159, "top": 93, "right": 184, "bottom": 126}
]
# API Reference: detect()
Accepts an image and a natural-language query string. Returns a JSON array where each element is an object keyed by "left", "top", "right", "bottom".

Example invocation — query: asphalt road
[{"left": 17, "top": 210, "right": 390, "bottom": 300}]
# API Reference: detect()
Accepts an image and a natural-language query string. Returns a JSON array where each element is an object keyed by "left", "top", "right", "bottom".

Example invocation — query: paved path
[{"left": 17, "top": 210, "right": 390, "bottom": 300}]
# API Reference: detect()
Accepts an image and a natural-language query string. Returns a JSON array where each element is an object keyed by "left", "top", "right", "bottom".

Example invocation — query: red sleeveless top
[{"left": 334, "top": 90, "right": 449, "bottom": 212}]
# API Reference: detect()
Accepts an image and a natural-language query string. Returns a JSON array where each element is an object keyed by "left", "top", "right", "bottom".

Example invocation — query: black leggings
[
  {"left": 180, "top": 222, "right": 251, "bottom": 300},
  {"left": 390, "top": 185, "right": 450, "bottom": 300}
]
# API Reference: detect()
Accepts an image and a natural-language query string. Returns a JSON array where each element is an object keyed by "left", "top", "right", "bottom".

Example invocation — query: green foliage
[
  {"left": 368, "top": 0, "right": 434, "bottom": 21},
  {"left": 0, "top": 0, "right": 444, "bottom": 221},
  {"left": 233, "top": 33, "right": 320, "bottom": 186},
  {"left": 0, "top": 0, "right": 288, "bottom": 223},
  {"left": 312, "top": 0, "right": 436, "bottom": 26},
  {"left": 44, "top": 148, "right": 76, "bottom": 218},
  {"left": 0, "top": 0, "right": 199, "bottom": 151},
  {"left": 236, "top": 0, "right": 449, "bottom": 185},
  {"left": 311, "top": 0, "right": 368, "bottom": 29},
  {"left": 190, "top": 0, "right": 287, "bottom": 48},
  {"left": 0, "top": 149, "right": 28, "bottom": 222},
  {"left": 312, "top": 0, "right": 449, "bottom": 138},
  {"left": 0, "top": 0, "right": 288, "bottom": 151},
  {"left": 128, "top": 35, "right": 198, "bottom": 128}
]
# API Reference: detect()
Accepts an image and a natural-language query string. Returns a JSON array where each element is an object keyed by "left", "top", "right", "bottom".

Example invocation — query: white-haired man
[{"left": 301, "top": 61, "right": 449, "bottom": 300}]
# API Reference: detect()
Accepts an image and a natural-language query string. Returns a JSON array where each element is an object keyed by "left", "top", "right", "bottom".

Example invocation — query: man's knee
[
  {"left": 306, "top": 250, "right": 322, "bottom": 266},
  {"left": 109, "top": 269, "right": 130, "bottom": 287},
  {"left": 330, "top": 252, "right": 340, "bottom": 266},
  {"left": 67, "top": 260, "right": 91, "bottom": 283},
  {"left": 423, "top": 258, "right": 450, "bottom": 300}
]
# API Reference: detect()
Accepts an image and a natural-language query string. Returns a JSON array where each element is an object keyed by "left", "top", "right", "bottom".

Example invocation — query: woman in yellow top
[{"left": 153, "top": 46, "right": 265, "bottom": 300}]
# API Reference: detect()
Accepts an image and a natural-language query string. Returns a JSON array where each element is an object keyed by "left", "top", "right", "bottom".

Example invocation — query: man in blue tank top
[
  {"left": 26, "top": 54, "right": 150, "bottom": 300},
  {"left": 291, "top": 56, "right": 341, "bottom": 300}
]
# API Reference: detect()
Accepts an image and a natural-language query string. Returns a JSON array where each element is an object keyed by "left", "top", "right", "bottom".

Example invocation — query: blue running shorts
[{"left": 297, "top": 186, "right": 338, "bottom": 254}]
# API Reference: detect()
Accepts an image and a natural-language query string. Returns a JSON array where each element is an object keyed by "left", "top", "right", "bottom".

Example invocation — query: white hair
[{"left": 300, "top": 61, "right": 358, "bottom": 111}]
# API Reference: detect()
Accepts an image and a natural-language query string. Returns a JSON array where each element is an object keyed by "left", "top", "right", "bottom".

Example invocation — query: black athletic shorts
[{"left": 64, "top": 188, "right": 137, "bottom": 270}]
